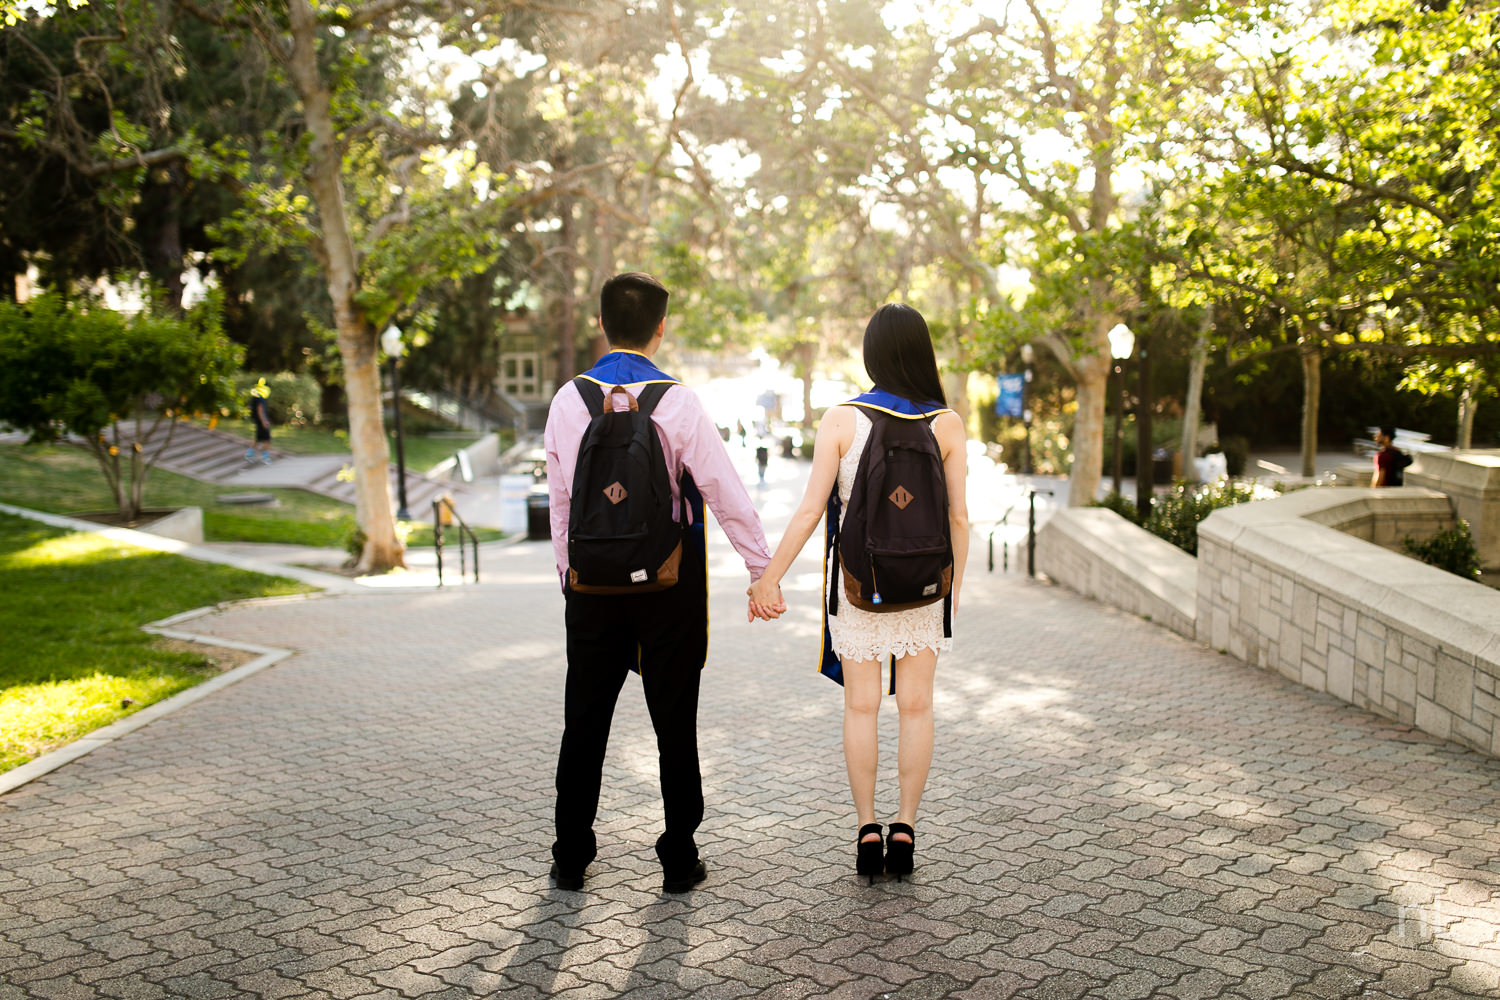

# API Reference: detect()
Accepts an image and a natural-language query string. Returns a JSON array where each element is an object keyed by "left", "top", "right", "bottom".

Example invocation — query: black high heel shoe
[
  {"left": 856, "top": 823, "right": 884, "bottom": 885},
  {"left": 885, "top": 823, "right": 915, "bottom": 881}
]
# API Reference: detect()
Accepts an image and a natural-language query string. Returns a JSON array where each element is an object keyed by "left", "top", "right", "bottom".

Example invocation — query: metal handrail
[
  {"left": 433, "top": 496, "right": 479, "bottom": 586},
  {"left": 984, "top": 488, "right": 1055, "bottom": 578},
  {"left": 987, "top": 503, "right": 1019, "bottom": 572}
]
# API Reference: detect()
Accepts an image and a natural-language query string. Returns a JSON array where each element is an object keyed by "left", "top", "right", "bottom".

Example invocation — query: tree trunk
[
  {"left": 1179, "top": 305, "right": 1211, "bottom": 482},
  {"left": 1066, "top": 326, "right": 1110, "bottom": 507},
  {"left": 88, "top": 434, "right": 127, "bottom": 520},
  {"left": 286, "top": 0, "right": 403, "bottom": 573},
  {"left": 1299, "top": 334, "right": 1322, "bottom": 479},
  {"left": 153, "top": 166, "right": 187, "bottom": 314},
  {"left": 1458, "top": 383, "right": 1477, "bottom": 450},
  {"left": 951, "top": 189, "right": 983, "bottom": 427},
  {"left": 798, "top": 340, "right": 815, "bottom": 432},
  {"left": 555, "top": 192, "right": 577, "bottom": 389}
]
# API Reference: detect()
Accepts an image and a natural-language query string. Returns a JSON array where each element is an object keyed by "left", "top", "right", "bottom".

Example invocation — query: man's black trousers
[{"left": 552, "top": 540, "right": 709, "bottom": 877}]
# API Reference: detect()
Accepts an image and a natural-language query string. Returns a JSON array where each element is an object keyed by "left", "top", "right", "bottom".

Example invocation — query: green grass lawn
[
  {"left": 0, "top": 443, "right": 501, "bottom": 548},
  {"left": 0, "top": 512, "right": 313, "bottom": 774},
  {"left": 204, "top": 418, "right": 487, "bottom": 474}
]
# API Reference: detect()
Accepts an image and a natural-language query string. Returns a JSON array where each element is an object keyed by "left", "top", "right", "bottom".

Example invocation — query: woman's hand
[{"left": 747, "top": 575, "right": 786, "bottom": 622}]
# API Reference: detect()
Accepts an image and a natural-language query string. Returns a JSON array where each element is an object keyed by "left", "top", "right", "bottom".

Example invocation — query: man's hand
[{"left": 747, "top": 575, "right": 786, "bottom": 622}]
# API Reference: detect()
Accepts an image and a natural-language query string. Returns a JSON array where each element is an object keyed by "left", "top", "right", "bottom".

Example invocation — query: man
[
  {"left": 1371, "top": 425, "right": 1411, "bottom": 487},
  {"left": 246, "top": 379, "right": 273, "bottom": 465},
  {"left": 544, "top": 272, "right": 772, "bottom": 894}
]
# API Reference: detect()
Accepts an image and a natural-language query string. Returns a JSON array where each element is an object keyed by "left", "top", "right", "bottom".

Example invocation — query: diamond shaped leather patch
[
  {"left": 603, "top": 482, "right": 628, "bottom": 505},
  {"left": 889, "top": 486, "right": 914, "bottom": 510}
]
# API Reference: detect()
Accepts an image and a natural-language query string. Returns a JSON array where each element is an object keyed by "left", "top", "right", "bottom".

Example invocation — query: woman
[{"left": 749, "top": 303, "right": 969, "bottom": 881}]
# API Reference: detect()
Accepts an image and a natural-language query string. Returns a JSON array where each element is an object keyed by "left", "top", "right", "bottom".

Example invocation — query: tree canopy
[{"left": 5, "top": 0, "right": 1499, "bottom": 513}]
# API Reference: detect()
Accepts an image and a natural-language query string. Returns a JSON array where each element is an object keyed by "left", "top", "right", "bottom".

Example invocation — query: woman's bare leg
[
  {"left": 892, "top": 648, "right": 938, "bottom": 839},
  {"left": 842, "top": 657, "right": 883, "bottom": 839}
]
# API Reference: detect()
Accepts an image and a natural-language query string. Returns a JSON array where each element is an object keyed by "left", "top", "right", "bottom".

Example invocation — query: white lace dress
[{"left": 827, "top": 409, "right": 954, "bottom": 663}]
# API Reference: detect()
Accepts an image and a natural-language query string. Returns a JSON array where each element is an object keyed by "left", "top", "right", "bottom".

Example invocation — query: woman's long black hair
[{"left": 862, "top": 303, "right": 947, "bottom": 407}]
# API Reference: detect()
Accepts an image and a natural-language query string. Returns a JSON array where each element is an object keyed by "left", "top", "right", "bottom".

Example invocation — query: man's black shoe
[
  {"left": 549, "top": 862, "right": 585, "bottom": 891},
  {"left": 662, "top": 860, "right": 707, "bottom": 894}
]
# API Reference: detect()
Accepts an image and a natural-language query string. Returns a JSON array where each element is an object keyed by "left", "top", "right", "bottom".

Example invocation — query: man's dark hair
[
  {"left": 1380, "top": 425, "right": 1397, "bottom": 440},
  {"left": 863, "top": 303, "right": 947, "bottom": 407},
  {"left": 599, "top": 272, "right": 670, "bottom": 349}
]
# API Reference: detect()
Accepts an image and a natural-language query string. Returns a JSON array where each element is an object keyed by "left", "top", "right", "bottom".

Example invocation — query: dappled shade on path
[{"left": 1, "top": 526, "right": 1498, "bottom": 998}]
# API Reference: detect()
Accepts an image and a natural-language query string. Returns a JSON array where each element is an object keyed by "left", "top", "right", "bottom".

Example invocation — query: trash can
[
  {"left": 1153, "top": 447, "right": 1178, "bottom": 485},
  {"left": 499, "top": 474, "right": 531, "bottom": 534},
  {"left": 526, "top": 491, "right": 550, "bottom": 541}
]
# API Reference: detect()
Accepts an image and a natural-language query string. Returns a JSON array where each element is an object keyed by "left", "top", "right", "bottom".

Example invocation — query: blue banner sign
[{"left": 995, "top": 373, "right": 1025, "bottom": 418}]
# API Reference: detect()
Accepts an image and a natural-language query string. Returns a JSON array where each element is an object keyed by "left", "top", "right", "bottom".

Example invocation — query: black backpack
[
  {"left": 1392, "top": 448, "right": 1413, "bottom": 486},
  {"left": 566, "top": 379, "right": 685, "bottom": 594},
  {"left": 831, "top": 406, "right": 953, "bottom": 615}
]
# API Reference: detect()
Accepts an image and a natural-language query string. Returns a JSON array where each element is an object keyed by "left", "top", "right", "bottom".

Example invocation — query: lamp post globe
[
  {"left": 381, "top": 324, "right": 404, "bottom": 358},
  {"left": 382, "top": 324, "right": 411, "bottom": 521}
]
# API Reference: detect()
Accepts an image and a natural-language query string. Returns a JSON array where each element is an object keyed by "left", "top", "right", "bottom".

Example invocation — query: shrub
[
  {"left": 0, "top": 293, "right": 242, "bottom": 520},
  {"left": 1402, "top": 521, "right": 1482, "bottom": 581},
  {"left": 1144, "top": 480, "right": 1260, "bottom": 556},
  {"left": 344, "top": 525, "right": 368, "bottom": 564},
  {"left": 987, "top": 413, "right": 1072, "bottom": 475},
  {"left": 234, "top": 372, "right": 322, "bottom": 426},
  {"left": 1091, "top": 491, "right": 1139, "bottom": 523}
]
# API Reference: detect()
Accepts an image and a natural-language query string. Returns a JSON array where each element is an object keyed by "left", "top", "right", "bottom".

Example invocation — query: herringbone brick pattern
[{"left": 2, "top": 516, "right": 1498, "bottom": 998}]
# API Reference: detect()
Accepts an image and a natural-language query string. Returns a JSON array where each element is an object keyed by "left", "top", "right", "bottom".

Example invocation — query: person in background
[
  {"left": 1371, "top": 426, "right": 1412, "bottom": 486},
  {"left": 246, "top": 380, "right": 273, "bottom": 465}
]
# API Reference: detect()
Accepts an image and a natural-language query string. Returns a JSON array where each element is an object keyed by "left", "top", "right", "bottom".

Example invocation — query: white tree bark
[
  {"left": 1179, "top": 304, "right": 1211, "bottom": 482},
  {"left": 1299, "top": 334, "right": 1322, "bottom": 480},
  {"left": 1065, "top": 324, "right": 1111, "bottom": 506},
  {"left": 286, "top": 0, "right": 404, "bottom": 572},
  {"left": 1458, "top": 382, "right": 1477, "bottom": 450}
]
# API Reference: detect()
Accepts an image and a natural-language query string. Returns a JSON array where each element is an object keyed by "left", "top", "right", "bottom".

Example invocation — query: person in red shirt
[{"left": 1371, "top": 425, "right": 1410, "bottom": 486}]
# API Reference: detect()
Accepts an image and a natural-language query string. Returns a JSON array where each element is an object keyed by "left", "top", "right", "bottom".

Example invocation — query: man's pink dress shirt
[{"left": 544, "top": 372, "right": 771, "bottom": 590}]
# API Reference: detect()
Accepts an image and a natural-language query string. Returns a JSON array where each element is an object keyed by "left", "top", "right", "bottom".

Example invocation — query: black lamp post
[
  {"left": 1135, "top": 331, "right": 1153, "bottom": 522},
  {"left": 1107, "top": 323, "right": 1134, "bottom": 497},
  {"left": 381, "top": 323, "right": 411, "bottom": 521},
  {"left": 1020, "top": 342, "right": 1035, "bottom": 475}
]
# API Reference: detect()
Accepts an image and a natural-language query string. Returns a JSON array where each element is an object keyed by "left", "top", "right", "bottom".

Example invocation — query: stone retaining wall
[
  {"left": 1407, "top": 450, "right": 1500, "bottom": 571},
  {"left": 1198, "top": 489, "right": 1499, "bottom": 757},
  {"left": 1037, "top": 489, "right": 1499, "bottom": 757},
  {"left": 1035, "top": 508, "right": 1197, "bottom": 640}
]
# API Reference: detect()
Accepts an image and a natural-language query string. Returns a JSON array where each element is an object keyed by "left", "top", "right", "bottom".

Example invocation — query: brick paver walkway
[{"left": 3, "top": 470, "right": 1499, "bottom": 998}]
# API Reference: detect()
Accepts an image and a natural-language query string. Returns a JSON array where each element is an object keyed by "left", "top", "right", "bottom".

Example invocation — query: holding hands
[{"left": 747, "top": 574, "right": 786, "bottom": 622}]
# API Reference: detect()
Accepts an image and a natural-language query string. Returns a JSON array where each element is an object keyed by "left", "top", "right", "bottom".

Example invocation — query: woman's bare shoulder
[
  {"left": 815, "top": 404, "right": 857, "bottom": 453},
  {"left": 932, "top": 409, "right": 965, "bottom": 438},
  {"left": 931, "top": 409, "right": 966, "bottom": 455},
  {"left": 821, "top": 404, "right": 858, "bottom": 432}
]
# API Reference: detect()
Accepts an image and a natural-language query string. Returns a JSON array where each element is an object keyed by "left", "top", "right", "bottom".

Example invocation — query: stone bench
[{"left": 1035, "top": 508, "right": 1197, "bottom": 640}]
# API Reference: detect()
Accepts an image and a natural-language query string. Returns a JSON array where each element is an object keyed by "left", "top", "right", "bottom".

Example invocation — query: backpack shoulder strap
[
  {"left": 634, "top": 380, "right": 675, "bottom": 415},
  {"left": 571, "top": 376, "right": 606, "bottom": 417}
]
